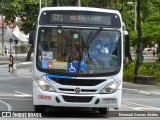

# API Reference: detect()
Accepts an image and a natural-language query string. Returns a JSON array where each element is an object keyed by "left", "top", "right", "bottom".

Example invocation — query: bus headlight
[
  {"left": 100, "top": 81, "right": 120, "bottom": 94},
  {"left": 36, "top": 78, "right": 55, "bottom": 92}
]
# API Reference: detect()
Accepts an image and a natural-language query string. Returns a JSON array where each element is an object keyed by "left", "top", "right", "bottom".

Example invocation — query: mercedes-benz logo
[{"left": 75, "top": 87, "right": 81, "bottom": 93}]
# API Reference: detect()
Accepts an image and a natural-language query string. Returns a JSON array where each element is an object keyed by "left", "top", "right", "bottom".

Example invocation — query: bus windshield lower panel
[{"left": 37, "top": 27, "right": 121, "bottom": 75}]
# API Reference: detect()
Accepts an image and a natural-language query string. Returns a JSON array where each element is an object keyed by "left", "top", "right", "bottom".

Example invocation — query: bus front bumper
[{"left": 33, "top": 87, "right": 122, "bottom": 109}]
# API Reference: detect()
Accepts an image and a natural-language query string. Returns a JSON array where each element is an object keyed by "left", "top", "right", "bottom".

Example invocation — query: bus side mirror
[
  {"left": 124, "top": 31, "right": 130, "bottom": 58},
  {"left": 123, "top": 31, "right": 130, "bottom": 64},
  {"left": 125, "top": 34, "right": 130, "bottom": 57},
  {"left": 29, "top": 30, "right": 35, "bottom": 45}
]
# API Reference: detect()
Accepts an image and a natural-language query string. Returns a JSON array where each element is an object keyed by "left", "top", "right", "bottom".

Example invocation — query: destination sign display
[{"left": 39, "top": 11, "right": 121, "bottom": 28}]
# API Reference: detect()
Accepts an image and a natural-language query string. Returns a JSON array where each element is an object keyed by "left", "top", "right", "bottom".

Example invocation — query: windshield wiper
[
  {"left": 79, "top": 27, "right": 103, "bottom": 65},
  {"left": 81, "top": 27, "right": 103, "bottom": 52},
  {"left": 87, "top": 27, "right": 103, "bottom": 46},
  {"left": 58, "top": 26, "right": 72, "bottom": 46}
]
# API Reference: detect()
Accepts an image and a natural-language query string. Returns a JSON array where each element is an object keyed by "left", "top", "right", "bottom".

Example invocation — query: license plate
[{"left": 103, "top": 98, "right": 117, "bottom": 103}]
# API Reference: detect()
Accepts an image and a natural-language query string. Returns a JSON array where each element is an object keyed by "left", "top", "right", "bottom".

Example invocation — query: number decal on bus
[{"left": 52, "top": 14, "right": 63, "bottom": 21}]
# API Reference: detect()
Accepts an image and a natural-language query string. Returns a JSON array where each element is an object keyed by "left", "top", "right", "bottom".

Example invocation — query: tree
[
  {"left": 142, "top": 14, "right": 160, "bottom": 47},
  {"left": 134, "top": 0, "right": 142, "bottom": 75},
  {"left": 0, "top": 0, "right": 39, "bottom": 33},
  {"left": 81, "top": 0, "right": 113, "bottom": 8},
  {"left": 1, "top": 0, "right": 159, "bottom": 61},
  {"left": 68, "top": 0, "right": 78, "bottom": 6},
  {"left": 26, "top": 22, "right": 36, "bottom": 61},
  {"left": 52, "top": 0, "right": 58, "bottom": 6},
  {"left": 127, "top": 0, "right": 160, "bottom": 48},
  {"left": 0, "top": 0, "right": 39, "bottom": 61}
]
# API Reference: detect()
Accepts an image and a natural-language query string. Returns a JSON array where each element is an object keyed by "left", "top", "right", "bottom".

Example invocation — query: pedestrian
[
  {"left": 4, "top": 46, "right": 7, "bottom": 56},
  {"left": 147, "top": 45, "right": 151, "bottom": 52},
  {"left": 8, "top": 54, "right": 14, "bottom": 72},
  {"left": 152, "top": 46, "right": 157, "bottom": 57}
]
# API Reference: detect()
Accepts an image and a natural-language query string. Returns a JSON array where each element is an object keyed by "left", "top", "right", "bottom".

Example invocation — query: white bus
[{"left": 32, "top": 7, "right": 124, "bottom": 114}]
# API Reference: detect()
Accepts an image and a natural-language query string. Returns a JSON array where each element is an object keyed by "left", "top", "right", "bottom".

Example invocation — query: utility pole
[
  {"left": 134, "top": 2, "right": 137, "bottom": 30},
  {"left": 127, "top": 1, "right": 137, "bottom": 30},
  {"left": 1, "top": 15, "right": 3, "bottom": 55},
  {"left": 45, "top": 0, "right": 47, "bottom": 7},
  {"left": 9, "top": 38, "right": 13, "bottom": 55},
  {"left": 39, "top": 0, "right": 41, "bottom": 11},
  {"left": 1, "top": 0, "right": 4, "bottom": 55},
  {"left": 78, "top": 0, "right": 80, "bottom": 6}
]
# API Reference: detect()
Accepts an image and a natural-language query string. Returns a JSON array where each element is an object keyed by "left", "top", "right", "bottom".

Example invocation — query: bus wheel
[
  {"left": 99, "top": 108, "right": 109, "bottom": 115},
  {"left": 34, "top": 105, "right": 46, "bottom": 113}
]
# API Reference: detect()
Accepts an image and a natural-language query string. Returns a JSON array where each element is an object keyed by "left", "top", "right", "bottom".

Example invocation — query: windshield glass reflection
[{"left": 37, "top": 27, "right": 121, "bottom": 75}]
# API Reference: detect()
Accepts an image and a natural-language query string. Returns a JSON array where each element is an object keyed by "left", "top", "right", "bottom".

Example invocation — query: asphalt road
[{"left": 0, "top": 63, "right": 160, "bottom": 119}]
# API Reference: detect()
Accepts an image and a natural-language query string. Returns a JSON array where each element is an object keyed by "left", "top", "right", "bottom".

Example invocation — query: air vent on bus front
[
  {"left": 59, "top": 88, "right": 97, "bottom": 93},
  {"left": 49, "top": 78, "right": 105, "bottom": 86},
  {"left": 62, "top": 95, "right": 93, "bottom": 103}
]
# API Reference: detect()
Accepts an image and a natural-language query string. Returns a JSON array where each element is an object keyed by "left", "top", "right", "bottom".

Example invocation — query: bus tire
[
  {"left": 99, "top": 108, "right": 109, "bottom": 115},
  {"left": 34, "top": 105, "right": 46, "bottom": 113}
]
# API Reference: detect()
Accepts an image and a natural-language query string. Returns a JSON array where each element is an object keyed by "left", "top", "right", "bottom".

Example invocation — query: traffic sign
[{"left": 9, "top": 38, "right": 13, "bottom": 43}]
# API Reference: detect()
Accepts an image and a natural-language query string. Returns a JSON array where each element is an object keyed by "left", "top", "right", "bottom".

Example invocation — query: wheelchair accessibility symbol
[
  {"left": 67, "top": 62, "right": 78, "bottom": 73},
  {"left": 69, "top": 63, "right": 76, "bottom": 72}
]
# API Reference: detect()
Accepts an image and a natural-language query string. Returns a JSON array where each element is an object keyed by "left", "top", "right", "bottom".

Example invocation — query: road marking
[
  {"left": 0, "top": 62, "right": 32, "bottom": 68},
  {"left": 14, "top": 91, "right": 32, "bottom": 97},
  {"left": 134, "top": 107, "right": 160, "bottom": 111},
  {"left": 122, "top": 101, "right": 160, "bottom": 111},
  {"left": 18, "top": 62, "right": 32, "bottom": 65},
  {"left": 123, "top": 99, "right": 160, "bottom": 101},
  {"left": 0, "top": 97, "right": 32, "bottom": 100},
  {"left": 123, "top": 101, "right": 160, "bottom": 108},
  {"left": 0, "top": 100, "right": 12, "bottom": 111},
  {"left": 0, "top": 65, "right": 8, "bottom": 68},
  {"left": 122, "top": 105, "right": 137, "bottom": 110},
  {"left": 0, "top": 67, "right": 6, "bottom": 71}
]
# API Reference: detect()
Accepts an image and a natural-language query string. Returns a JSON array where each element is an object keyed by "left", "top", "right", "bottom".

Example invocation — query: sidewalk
[
  {"left": 123, "top": 82, "right": 160, "bottom": 98},
  {"left": 0, "top": 53, "right": 32, "bottom": 65}
]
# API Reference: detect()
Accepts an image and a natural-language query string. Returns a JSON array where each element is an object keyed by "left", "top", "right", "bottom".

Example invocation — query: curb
[{"left": 123, "top": 88, "right": 160, "bottom": 98}]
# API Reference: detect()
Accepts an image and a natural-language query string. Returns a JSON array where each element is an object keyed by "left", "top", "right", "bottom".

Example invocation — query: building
[{"left": 0, "top": 16, "right": 29, "bottom": 55}]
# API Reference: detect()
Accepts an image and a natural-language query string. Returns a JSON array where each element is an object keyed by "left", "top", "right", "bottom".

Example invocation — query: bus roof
[{"left": 40, "top": 6, "right": 121, "bottom": 16}]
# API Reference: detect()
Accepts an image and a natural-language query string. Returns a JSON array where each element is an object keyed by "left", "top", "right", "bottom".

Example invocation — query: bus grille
[
  {"left": 59, "top": 88, "right": 97, "bottom": 93},
  {"left": 50, "top": 78, "right": 105, "bottom": 86},
  {"left": 62, "top": 95, "right": 93, "bottom": 103}
]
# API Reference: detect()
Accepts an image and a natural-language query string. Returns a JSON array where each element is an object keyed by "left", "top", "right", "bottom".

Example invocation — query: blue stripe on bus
[{"left": 46, "top": 74, "right": 73, "bottom": 82}]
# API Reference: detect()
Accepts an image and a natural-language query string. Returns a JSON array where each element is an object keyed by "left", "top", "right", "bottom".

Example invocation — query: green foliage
[
  {"left": 128, "top": 13, "right": 160, "bottom": 48},
  {"left": 21, "top": 15, "right": 37, "bottom": 34},
  {"left": 123, "top": 61, "right": 136, "bottom": 82},
  {"left": 0, "top": 0, "right": 39, "bottom": 33},
  {"left": 140, "top": 63, "right": 160, "bottom": 85},
  {"left": 129, "top": 31, "right": 138, "bottom": 47},
  {"left": 157, "top": 53, "right": 160, "bottom": 62},
  {"left": 122, "top": 0, "right": 160, "bottom": 48},
  {"left": 142, "top": 13, "right": 160, "bottom": 46},
  {"left": 58, "top": 0, "right": 69, "bottom": 6},
  {"left": 123, "top": 62, "right": 160, "bottom": 85},
  {"left": 82, "top": 0, "right": 111, "bottom": 8},
  {"left": 0, "top": 0, "right": 160, "bottom": 43}
]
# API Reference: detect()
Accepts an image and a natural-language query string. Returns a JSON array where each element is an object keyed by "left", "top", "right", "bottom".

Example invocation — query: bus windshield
[{"left": 37, "top": 27, "right": 121, "bottom": 75}]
